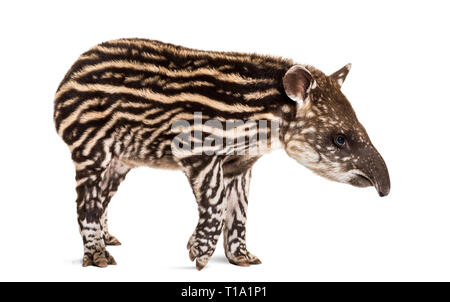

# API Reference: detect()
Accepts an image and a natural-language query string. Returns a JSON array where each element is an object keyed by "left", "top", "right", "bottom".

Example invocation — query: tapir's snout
[
  {"left": 373, "top": 164, "right": 390, "bottom": 197},
  {"left": 375, "top": 171, "right": 390, "bottom": 197},
  {"left": 359, "top": 144, "right": 390, "bottom": 197}
]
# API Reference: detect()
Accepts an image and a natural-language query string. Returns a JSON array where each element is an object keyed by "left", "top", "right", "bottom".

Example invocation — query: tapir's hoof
[
  {"left": 195, "top": 255, "right": 210, "bottom": 271},
  {"left": 246, "top": 252, "right": 262, "bottom": 265},
  {"left": 189, "top": 250, "right": 196, "bottom": 262},
  {"left": 227, "top": 251, "right": 261, "bottom": 266},
  {"left": 82, "top": 250, "right": 116, "bottom": 267},
  {"left": 249, "top": 257, "right": 262, "bottom": 265},
  {"left": 229, "top": 256, "right": 251, "bottom": 267},
  {"left": 105, "top": 235, "right": 121, "bottom": 246},
  {"left": 187, "top": 240, "right": 211, "bottom": 270},
  {"left": 188, "top": 249, "right": 211, "bottom": 271}
]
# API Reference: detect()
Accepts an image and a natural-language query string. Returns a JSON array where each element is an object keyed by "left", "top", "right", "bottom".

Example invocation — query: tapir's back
[{"left": 54, "top": 38, "right": 293, "bottom": 164}]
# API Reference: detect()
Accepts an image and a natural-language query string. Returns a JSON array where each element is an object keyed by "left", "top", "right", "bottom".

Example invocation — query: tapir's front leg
[
  {"left": 223, "top": 169, "right": 261, "bottom": 266},
  {"left": 179, "top": 155, "right": 226, "bottom": 270}
]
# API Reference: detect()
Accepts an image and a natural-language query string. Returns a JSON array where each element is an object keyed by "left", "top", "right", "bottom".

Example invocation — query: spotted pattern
[{"left": 283, "top": 66, "right": 390, "bottom": 195}]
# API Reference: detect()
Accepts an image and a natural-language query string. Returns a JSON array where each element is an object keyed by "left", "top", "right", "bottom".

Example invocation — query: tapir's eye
[{"left": 333, "top": 135, "right": 347, "bottom": 147}]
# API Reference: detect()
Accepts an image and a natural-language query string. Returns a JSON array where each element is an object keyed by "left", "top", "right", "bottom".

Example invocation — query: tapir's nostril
[
  {"left": 375, "top": 178, "right": 390, "bottom": 197},
  {"left": 378, "top": 188, "right": 390, "bottom": 197}
]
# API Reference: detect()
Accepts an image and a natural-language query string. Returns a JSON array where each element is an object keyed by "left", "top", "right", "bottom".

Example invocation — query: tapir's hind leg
[
  {"left": 223, "top": 169, "right": 261, "bottom": 266},
  {"left": 73, "top": 141, "right": 130, "bottom": 267},
  {"left": 99, "top": 159, "right": 131, "bottom": 246}
]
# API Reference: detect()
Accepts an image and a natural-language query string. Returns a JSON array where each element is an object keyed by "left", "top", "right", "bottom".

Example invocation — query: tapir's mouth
[
  {"left": 351, "top": 172, "right": 390, "bottom": 197},
  {"left": 350, "top": 173, "right": 373, "bottom": 188},
  {"left": 358, "top": 174, "right": 374, "bottom": 186}
]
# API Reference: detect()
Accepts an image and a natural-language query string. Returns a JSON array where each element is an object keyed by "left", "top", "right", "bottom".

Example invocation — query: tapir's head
[{"left": 282, "top": 64, "right": 390, "bottom": 197}]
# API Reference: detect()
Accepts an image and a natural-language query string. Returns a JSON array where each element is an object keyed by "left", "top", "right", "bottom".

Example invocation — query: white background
[{"left": 0, "top": 0, "right": 449, "bottom": 281}]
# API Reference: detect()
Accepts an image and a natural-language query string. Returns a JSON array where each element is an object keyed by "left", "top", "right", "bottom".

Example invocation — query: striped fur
[
  {"left": 54, "top": 38, "right": 390, "bottom": 270},
  {"left": 54, "top": 38, "right": 296, "bottom": 269}
]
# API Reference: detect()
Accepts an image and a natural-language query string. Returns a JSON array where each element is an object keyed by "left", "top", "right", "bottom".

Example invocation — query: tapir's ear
[
  {"left": 330, "top": 63, "right": 352, "bottom": 87},
  {"left": 282, "top": 65, "right": 314, "bottom": 106}
]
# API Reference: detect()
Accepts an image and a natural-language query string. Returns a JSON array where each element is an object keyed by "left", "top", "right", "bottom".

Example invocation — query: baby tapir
[{"left": 54, "top": 38, "right": 390, "bottom": 270}]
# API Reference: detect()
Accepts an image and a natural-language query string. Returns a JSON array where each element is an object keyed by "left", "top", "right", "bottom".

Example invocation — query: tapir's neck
[{"left": 276, "top": 102, "right": 302, "bottom": 149}]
